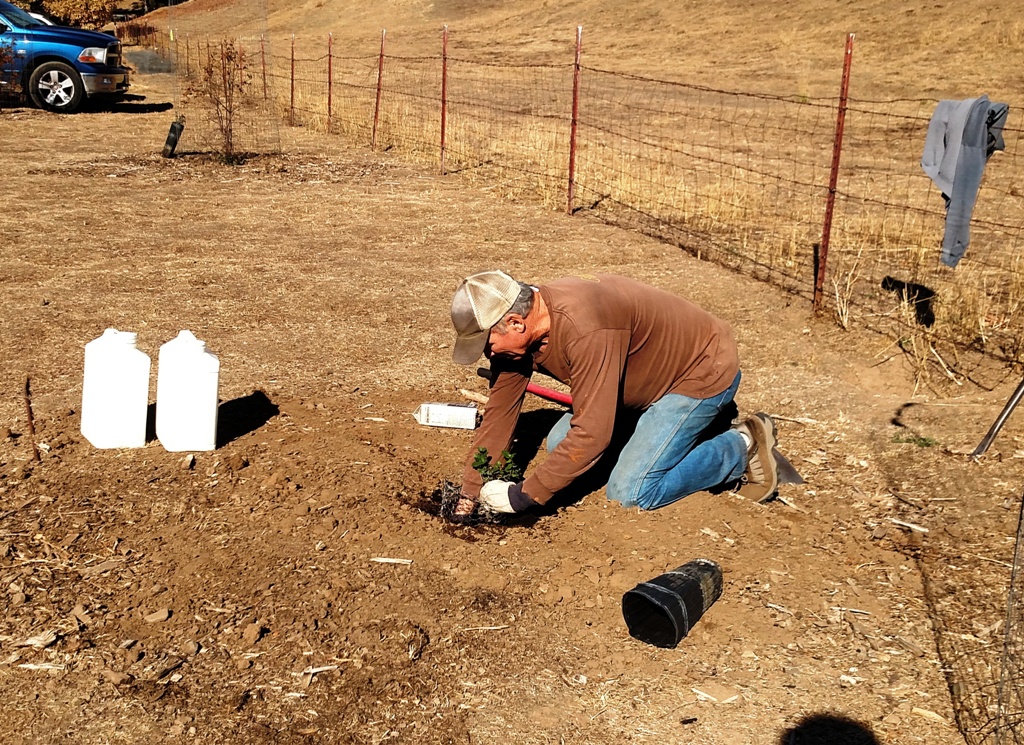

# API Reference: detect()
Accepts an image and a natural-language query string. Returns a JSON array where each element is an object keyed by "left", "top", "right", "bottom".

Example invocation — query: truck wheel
[{"left": 29, "top": 62, "right": 85, "bottom": 113}]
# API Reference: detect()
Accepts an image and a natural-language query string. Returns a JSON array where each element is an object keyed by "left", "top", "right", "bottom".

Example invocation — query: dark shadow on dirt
[
  {"left": 106, "top": 100, "right": 174, "bottom": 114},
  {"left": 891, "top": 401, "right": 916, "bottom": 427},
  {"left": 145, "top": 402, "right": 157, "bottom": 443},
  {"left": 509, "top": 407, "right": 569, "bottom": 474},
  {"left": 777, "top": 713, "right": 880, "bottom": 744},
  {"left": 170, "top": 150, "right": 259, "bottom": 165},
  {"left": 527, "top": 399, "right": 740, "bottom": 514},
  {"left": 77, "top": 94, "right": 174, "bottom": 115},
  {"left": 217, "top": 390, "right": 279, "bottom": 447}
]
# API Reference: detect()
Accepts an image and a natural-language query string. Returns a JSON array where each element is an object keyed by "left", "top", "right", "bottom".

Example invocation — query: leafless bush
[{"left": 185, "top": 40, "right": 253, "bottom": 163}]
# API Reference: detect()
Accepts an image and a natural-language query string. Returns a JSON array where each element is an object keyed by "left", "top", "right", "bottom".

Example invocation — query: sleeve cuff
[{"left": 508, "top": 482, "right": 538, "bottom": 513}]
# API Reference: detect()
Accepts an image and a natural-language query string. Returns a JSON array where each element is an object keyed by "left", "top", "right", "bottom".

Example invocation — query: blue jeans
[{"left": 545, "top": 372, "right": 746, "bottom": 510}]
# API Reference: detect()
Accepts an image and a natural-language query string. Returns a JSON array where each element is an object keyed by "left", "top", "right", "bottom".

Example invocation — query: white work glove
[{"left": 479, "top": 480, "right": 518, "bottom": 513}]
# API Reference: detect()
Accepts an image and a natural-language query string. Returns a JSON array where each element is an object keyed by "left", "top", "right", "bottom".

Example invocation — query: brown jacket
[{"left": 461, "top": 274, "right": 739, "bottom": 503}]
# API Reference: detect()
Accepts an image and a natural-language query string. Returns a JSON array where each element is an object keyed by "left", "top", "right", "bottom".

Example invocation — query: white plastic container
[
  {"left": 412, "top": 402, "right": 478, "bottom": 430},
  {"left": 80, "top": 328, "right": 151, "bottom": 449},
  {"left": 156, "top": 330, "right": 220, "bottom": 451}
]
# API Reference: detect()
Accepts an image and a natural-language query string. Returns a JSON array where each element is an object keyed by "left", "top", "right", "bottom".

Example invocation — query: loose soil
[{"left": 2, "top": 62, "right": 1024, "bottom": 745}]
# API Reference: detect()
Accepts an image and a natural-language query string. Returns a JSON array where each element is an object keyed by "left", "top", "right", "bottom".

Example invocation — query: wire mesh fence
[
  {"left": 997, "top": 495, "right": 1024, "bottom": 744},
  {"left": 142, "top": 28, "right": 1024, "bottom": 392},
  {"left": 573, "top": 67, "right": 836, "bottom": 296}
]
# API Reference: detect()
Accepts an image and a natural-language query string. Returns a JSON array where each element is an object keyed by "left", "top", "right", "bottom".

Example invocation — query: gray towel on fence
[{"left": 921, "top": 95, "right": 1009, "bottom": 268}]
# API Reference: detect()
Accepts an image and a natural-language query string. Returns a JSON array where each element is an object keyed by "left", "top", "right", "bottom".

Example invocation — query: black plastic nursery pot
[{"left": 621, "top": 558, "right": 723, "bottom": 648}]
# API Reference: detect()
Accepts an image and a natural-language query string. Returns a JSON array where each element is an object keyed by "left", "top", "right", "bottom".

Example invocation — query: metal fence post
[
  {"left": 289, "top": 34, "right": 295, "bottom": 127},
  {"left": 260, "top": 34, "right": 267, "bottom": 100},
  {"left": 372, "top": 29, "right": 386, "bottom": 149},
  {"left": 440, "top": 25, "right": 448, "bottom": 175},
  {"left": 567, "top": 26, "right": 583, "bottom": 216},
  {"left": 327, "top": 33, "right": 333, "bottom": 133},
  {"left": 813, "top": 32, "right": 855, "bottom": 313}
]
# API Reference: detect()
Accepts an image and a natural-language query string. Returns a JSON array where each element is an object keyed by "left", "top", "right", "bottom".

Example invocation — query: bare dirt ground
[{"left": 3, "top": 65, "right": 1024, "bottom": 745}]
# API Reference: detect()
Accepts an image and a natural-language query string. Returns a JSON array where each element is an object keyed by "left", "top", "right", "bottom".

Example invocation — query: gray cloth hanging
[{"left": 921, "top": 95, "right": 1009, "bottom": 268}]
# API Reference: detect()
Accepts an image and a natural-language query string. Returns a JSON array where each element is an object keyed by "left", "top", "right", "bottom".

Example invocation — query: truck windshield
[{"left": 0, "top": 1, "right": 41, "bottom": 29}]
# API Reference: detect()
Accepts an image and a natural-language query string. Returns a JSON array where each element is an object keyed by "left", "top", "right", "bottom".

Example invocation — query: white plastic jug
[
  {"left": 80, "top": 328, "right": 151, "bottom": 449},
  {"left": 156, "top": 330, "right": 221, "bottom": 452}
]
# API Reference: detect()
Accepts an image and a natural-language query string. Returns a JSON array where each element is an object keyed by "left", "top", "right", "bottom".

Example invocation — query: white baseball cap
[{"left": 450, "top": 270, "right": 522, "bottom": 364}]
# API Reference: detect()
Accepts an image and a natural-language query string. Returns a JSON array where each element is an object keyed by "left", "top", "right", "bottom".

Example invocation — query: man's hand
[{"left": 479, "top": 480, "right": 518, "bottom": 513}]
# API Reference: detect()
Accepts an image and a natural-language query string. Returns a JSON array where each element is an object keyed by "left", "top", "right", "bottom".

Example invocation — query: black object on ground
[
  {"left": 881, "top": 276, "right": 936, "bottom": 327},
  {"left": 622, "top": 558, "right": 723, "bottom": 648},
  {"left": 162, "top": 118, "right": 185, "bottom": 158}
]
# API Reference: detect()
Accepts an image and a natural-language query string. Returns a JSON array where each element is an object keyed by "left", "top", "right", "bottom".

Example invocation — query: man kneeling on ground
[{"left": 449, "top": 270, "right": 778, "bottom": 519}]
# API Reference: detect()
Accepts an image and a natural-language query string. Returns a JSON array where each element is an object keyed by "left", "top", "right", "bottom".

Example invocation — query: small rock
[
  {"left": 181, "top": 454, "right": 195, "bottom": 471},
  {"left": 144, "top": 608, "right": 171, "bottom": 623},
  {"left": 263, "top": 470, "right": 285, "bottom": 488},
  {"left": 182, "top": 640, "right": 201, "bottom": 656},
  {"left": 0, "top": 427, "right": 11, "bottom": 440},
  {"left": 235, "top": 656, "right": 252, "bottom": 671},
  {"left": 225, "top": 453, "right": 248, "bottom": 471},
  {"left": 292, "top": 502, "right": 310, "bottom": 517},
  {"left": 101, "top": 669, "right": 133, "bottom": 686},
  {"left": 241, "top": 623, "right": 263, "bottom": 646},
  {"left": 11, "top": 591, "right": 26, "bottom": 606}
]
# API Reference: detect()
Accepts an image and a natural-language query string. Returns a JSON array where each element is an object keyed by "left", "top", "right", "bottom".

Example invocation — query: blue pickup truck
[{"left": 0, "top": 0, "right": 129, "bottom": 113}]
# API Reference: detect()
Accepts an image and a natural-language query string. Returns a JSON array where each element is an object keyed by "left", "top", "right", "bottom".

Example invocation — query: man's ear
[{"left": 505, "top": 314, "right": 527, "bottom": 333}]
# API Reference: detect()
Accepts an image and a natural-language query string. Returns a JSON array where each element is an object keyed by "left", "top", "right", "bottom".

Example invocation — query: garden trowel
[{"left": 773, "top": 448, "right": 804, "bottom": 485}]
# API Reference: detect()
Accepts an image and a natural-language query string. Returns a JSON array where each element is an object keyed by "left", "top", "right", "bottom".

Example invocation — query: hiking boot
[{"left": 734, "top": 413, "right": 779, "bottom": 503}]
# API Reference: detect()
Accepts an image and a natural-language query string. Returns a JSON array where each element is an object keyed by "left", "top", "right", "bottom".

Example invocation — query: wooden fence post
[
  {"left": 440, "top": 25, "right": 448, "bottom": 175},
  {"left": 372, "top": 29, "right": 386, "bottom": 149},
  {"left": 813, "top": 32, "right": 855, "bottom": 314},
  {"left": 566, "top": 26, "right": 583, "bottom": 216}
]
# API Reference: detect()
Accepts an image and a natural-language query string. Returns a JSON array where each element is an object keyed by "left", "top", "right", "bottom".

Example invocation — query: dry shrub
[{"left": 185, "top": 39, "right": 253, "bottom": 163}]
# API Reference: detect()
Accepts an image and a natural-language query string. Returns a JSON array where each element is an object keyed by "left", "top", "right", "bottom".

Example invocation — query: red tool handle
[{"left": 476, "top": 367, "right": 572, "bottom": 407}]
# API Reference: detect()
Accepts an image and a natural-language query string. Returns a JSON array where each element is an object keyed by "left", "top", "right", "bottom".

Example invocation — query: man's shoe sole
[{"left": 736, "top": 413, "right": 779, "bottom": 503}]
